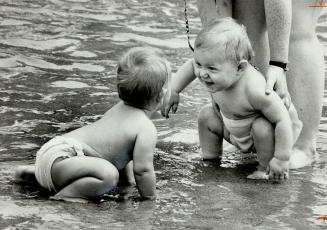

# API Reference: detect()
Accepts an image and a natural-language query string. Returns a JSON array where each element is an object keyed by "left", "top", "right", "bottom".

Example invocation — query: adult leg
[
  {"left": 51, "top": 156, "right": 119, "bottom": 201},
  {"left": 288, "top": 1, "right": 325, "bottom": 168},
  {"left": 247, "top": 117, "right": 274, "bottom": 179},
  {"left": 198, "top": 104, "right": 226, "bottom": 161},
  {"left": 234, "top": 0, "right": 269, "bottom": 73},
  {"left": 197, "top": 0, "right": 232, "bottom": 27}
]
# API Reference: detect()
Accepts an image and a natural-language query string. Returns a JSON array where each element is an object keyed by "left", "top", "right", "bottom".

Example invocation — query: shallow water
[{"left": 0, "top": 0, "right": 327, "bottom": 229}]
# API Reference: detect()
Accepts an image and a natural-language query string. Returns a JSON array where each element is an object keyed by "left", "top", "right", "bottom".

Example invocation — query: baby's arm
[
  {"left": 161, "top": 59, "right": 197, "bottom": 118},
  {"left": 133, "top": 123, "right": 157, "bottom": 200},
  {"left": 250, "top": 88, "right": 293, "bottom": 179}
]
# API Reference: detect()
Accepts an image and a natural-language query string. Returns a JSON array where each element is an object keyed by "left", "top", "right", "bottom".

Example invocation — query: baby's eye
[
  {"left": 208, "top": 66, "right": 218, "bottom": 71},
  {"left": 195, "top": 62, "right": 201, "bottom": 68}
]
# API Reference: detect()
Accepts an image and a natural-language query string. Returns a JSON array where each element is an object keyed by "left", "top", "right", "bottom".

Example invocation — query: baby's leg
[
  {"left": 14, "top": 165, "right": 36, "bottom": 182},
  {"left": 247, "top": 117, "right": 274, "bottom": 180},
  {"left": 198, "top": 104, "right": 225, "bottom": 161},
  {"left": 51, "top": 156, "right": 119, "bottom": 201}
]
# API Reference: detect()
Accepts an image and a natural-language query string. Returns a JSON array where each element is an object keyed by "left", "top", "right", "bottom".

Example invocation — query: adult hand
[
  {"left": 160, "top": 88, "right": 179, "bottom": 118},
  {"left": 267, "top": 157, "right": 289, "bottom": 181},
  {"left": 265, "top": 65, "right": 291, "bottom": 108}
]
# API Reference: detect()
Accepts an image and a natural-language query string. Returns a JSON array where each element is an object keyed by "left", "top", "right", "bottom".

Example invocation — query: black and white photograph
[{"left": 0, "top": 0, "right": 326, "bottom": 229}]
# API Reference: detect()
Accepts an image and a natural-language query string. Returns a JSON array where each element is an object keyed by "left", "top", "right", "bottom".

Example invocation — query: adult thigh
[{"left": 234, "top": 0, "right": 269, "bottom": 72}]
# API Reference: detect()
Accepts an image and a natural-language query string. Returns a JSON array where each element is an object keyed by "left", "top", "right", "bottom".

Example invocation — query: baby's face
[{"left": 194, "top": 48, "right": 240, "bottom": 93}]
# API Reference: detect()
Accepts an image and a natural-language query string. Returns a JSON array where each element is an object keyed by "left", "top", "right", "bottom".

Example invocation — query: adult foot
[{"left": 289, "top": 148, "right": 314, "bottom": 169}]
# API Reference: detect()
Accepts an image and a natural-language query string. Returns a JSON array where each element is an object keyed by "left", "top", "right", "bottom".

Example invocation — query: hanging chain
[
  {"left": 183, "top": 0, "right": 217, "bottom": 52},
  {"left": 184, "top": 0, "right": 194, "bottom": 52}
]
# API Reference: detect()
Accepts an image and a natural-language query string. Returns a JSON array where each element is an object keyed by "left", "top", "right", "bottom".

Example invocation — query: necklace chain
[
  {"left": 184, "top": 0, "right": 194, "bottom": 52},
  {"left": 184, "top": 0, "right": 218, "bottom": 52}
]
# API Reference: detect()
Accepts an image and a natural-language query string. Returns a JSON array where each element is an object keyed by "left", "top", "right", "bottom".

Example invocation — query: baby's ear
[{"left": 237, "top": 59, "right": 248, "bottom": 71}]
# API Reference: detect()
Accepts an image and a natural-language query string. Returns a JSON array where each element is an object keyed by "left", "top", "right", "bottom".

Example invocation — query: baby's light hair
[
  {"left": 116, "top": 47, "right": 170, "bottom": 108},
  {"left": 194, "top": 17, "right": 254, "bottom": 64}
]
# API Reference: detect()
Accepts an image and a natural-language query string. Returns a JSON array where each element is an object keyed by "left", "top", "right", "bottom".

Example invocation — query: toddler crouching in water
[
  {"left": 15, "top": 47, "right": 170, "bottom": 201},
  {"left": 162, "top": 18, "right": 302, "bottom": 180}
]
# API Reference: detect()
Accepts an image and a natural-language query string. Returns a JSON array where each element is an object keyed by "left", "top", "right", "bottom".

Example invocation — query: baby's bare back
[{"left": 64, "top": 102, "right": 151, "bottom": 170}]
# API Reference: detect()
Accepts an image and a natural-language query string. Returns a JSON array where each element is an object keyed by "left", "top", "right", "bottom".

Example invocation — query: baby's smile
[{"left": 203, "top": 80, "right": 214, "bottom": 86}]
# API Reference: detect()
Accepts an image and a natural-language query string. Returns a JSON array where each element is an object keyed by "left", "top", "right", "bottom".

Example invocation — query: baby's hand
[
  {"left": 161, "top": 89, "right": 179, "bottom": 118},
  {"left": 267, "top": 157, "right": 289, "bottom": 181}
]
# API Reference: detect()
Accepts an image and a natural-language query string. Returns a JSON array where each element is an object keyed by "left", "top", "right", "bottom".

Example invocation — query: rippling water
[{"left": 0, "top": 0, "right": 326, "bottom": 229}]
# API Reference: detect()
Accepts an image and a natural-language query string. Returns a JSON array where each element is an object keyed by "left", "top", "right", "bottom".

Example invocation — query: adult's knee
[{"left": 251, "top": 117, "right": 274, "bottom": 140}]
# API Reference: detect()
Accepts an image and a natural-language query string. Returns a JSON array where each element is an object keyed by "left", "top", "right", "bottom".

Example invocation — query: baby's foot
[
  {"left": 289, "top": 148, "right": 314, "bottom": 169},
  {"left": 50, "top": 195, "right": 89, "bottom": 203},
  {"left": 247, "top": 170, "right": 269, "bottom": 180},
  {"left": 14, "top": 165, "right": 36, "bottom": 182}
]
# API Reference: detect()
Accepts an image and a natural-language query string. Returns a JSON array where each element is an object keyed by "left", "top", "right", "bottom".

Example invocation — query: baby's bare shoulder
[
  {"left": 137, "top": 116, "right": 157, "bottom": 136},
  {"left": 117, "top": 110, "right": 156, "bottom": 136},
  {"left": 245, "top": 69, "right": 266, "bottom": 95}
]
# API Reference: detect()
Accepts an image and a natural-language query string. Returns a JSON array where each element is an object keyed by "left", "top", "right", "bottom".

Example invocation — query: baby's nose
[{"left": 199, "top": 69, "right": 208, "bottom": 79}]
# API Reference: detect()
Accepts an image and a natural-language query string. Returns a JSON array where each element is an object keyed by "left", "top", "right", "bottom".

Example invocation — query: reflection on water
[{"left": 0, "top": 0, "right": 326, "bottom": 229}]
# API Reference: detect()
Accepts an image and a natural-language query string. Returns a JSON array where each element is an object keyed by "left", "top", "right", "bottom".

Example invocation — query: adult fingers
[
  {"left": 265, "top": 77, "right": 275, "bottom": 95},
  {"left": 276, "top": 86, "right": 291, "bottom": 109},
  {"left": 282, "top": 97, "right": 290, "bottom": 109},
  {"left": 283, "top": 94, "right": 291, "bottom": 109},
  {"left": 278, "top": 92, "right": 290, "bottom": 109}
]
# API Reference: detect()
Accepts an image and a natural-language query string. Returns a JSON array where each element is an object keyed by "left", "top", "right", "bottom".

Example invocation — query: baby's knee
[
  {"left": 198, "top": 105, "right": 214, "bottom": 123},
  {"left": 252, "top": 117, "right": 274, "bottom": 139},
  {"left": 198, "top": 105, "right": 222, "bottom": 132},
  {"left": 99, "top": 162, "right": 119, "bottom": 188}
]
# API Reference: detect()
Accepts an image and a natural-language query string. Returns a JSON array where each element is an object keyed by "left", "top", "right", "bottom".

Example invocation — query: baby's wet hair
[
  {"left": 194, "top": 17, "right": 254, "bottom": 64},
  {"left": 116, "top": 47, "right": 170, "bottom": 108}
]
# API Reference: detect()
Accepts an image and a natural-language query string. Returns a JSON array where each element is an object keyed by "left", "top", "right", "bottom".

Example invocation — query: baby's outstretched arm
[
  {"left": 133, "top": 123, "right": 158, "bottom": 200},
  {"left": 161, "top": 59, "right": 196, "bottom": 118}
]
